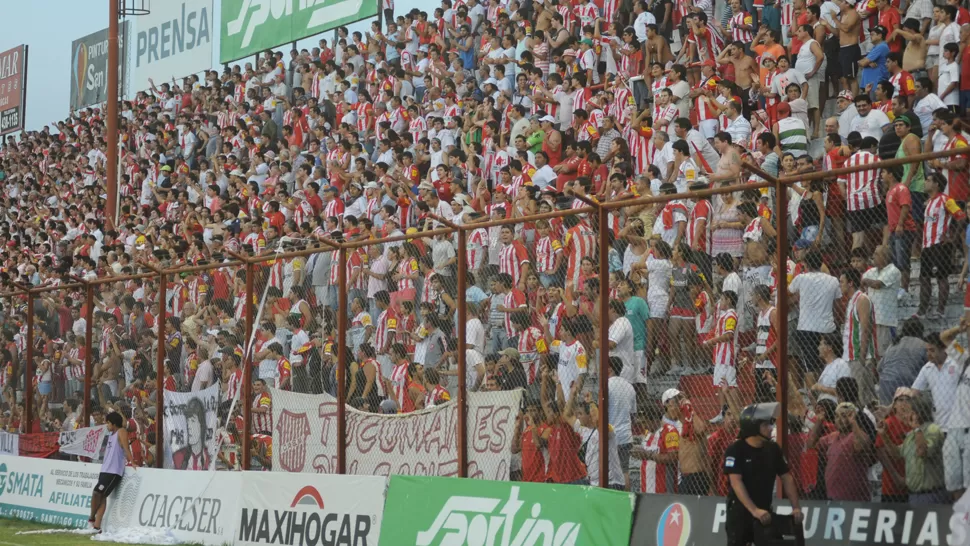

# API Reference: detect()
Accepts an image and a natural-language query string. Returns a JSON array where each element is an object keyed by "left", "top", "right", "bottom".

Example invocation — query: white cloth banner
[
  {"left": 0, "top": 430, "right": 18, "bottom": 456},
  {"left": 271, "top": 389, "right": 522, "bottom": 480},
  {"left": 58, "top": 425, "right": 108, "bottom": 460},
  {"left": 130, "top": 0, "right": 213, "bottom": 93},
  {"left": 163, "top": 383, "right": 220, "bottom": 470}
]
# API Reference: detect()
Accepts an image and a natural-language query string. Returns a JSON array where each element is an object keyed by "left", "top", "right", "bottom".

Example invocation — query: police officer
[{"left": 723, "top": 403, "right": 803, "bottom": 546}]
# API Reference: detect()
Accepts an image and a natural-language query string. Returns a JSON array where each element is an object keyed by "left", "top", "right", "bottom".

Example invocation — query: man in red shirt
[
  {"left": 875, "top": 388, "right": 914, "bottom": 502},
  {"left": 876, "top": 0, "right": 903, "bottom": 52},
  {"left": 886, "top": 53, "right": 915, "bottom": 107},
  {"left": 512, "top": 401, "right": 549, "bottom": 483},
  {"left": 707, "top": 411, "right": 739, "bottom": 496}
]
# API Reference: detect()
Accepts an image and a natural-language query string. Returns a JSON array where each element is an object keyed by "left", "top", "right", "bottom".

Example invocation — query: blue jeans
[
  {"left": 961, "top": 90, "right": 970, "bottom": 112},
  {"left": 486, "top": 326, "right": 511, "bottom": 355}
]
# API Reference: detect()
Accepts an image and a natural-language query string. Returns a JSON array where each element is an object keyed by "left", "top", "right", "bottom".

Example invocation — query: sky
[{"left": 1, "top": 0, "right": 421, "bottom": 132}]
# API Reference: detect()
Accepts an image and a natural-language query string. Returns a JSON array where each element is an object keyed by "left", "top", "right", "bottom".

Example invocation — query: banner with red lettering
[
  {"left": 271, "top": 389, "right": 522, "bottom": 480},
  {"left": 58, "top": 425, "right": 108, "bottom": 460}
]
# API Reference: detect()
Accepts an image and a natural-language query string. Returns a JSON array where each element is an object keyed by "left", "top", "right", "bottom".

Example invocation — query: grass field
[{"left": 0, "top": 518, "right": 202, "bottom": 546}]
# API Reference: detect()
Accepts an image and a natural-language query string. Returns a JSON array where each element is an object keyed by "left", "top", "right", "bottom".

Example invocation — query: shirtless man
[
  {"left": 822, "top": 0, "right": 862, "bottom": 95},
  {"left": 710, "top": 132, "right": 743, "bottom": 183},
  {"left": 646, "top": 24, "right": 675, "bottom": 67},
  {"left": 668, "top": 389, "right": 712, "bottom": 495},
  {"left": 716, "top": 41, "right": 758, "bottom": 118}
]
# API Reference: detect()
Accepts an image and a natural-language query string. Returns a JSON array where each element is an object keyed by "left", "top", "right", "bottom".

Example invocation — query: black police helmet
[{"left": 738, "top": 402, "right": 779, "bottom": 439}]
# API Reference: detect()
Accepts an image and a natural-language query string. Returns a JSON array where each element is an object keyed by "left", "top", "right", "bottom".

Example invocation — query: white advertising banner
[
  {"left": 104, "top": 466, "right": 241, "bottom": 546},
  {"left": 163, "top": 382, "right": 221, "bottom": 470},
  {"left": 271, "top": 389, "right": 522, "bottom": 480},
  {"left": 0, "top": 455, "right": 101, "bottom": 527},
  {"left": 235, "top": 472, "right": 384, "bottom": 546},
  {"left": 58, "top": 425, "right": 108, "bottom": 460},
  {"left": 131, "top": 0, "right": 213, "bottom": 93},
  {"left": 0, "top": 430, "right": 18, "bottom": 456}
]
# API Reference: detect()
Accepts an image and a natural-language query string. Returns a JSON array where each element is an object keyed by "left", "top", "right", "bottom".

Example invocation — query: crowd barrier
[
  {"left": 0, "top": 454, "right": 386, "bottom": 545},
  {"left": 2, "top": 452, "right": 968, "bottom": 545}
]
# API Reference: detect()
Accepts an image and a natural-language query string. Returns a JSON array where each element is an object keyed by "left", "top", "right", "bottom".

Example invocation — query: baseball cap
[
  {"left": 499, "top": 348, "right": 520, "bottom": 360},
  {"left": 539, "top": 115, "right": 557, "bottom": 123},
  {"left": 562, "top": 49, "right": 577, "bottom": 57},
  {"left": 871, "top": 25, "right": 887, "bottom": 36},
  {"left": 837, "top": 90, "right": 854, "bottom": 101},
  {"left": 776, "top": 102, "right": 791, "bottom": 116},
  {"left": 662, "top": 388, "right": 682, "bottom": 405}
]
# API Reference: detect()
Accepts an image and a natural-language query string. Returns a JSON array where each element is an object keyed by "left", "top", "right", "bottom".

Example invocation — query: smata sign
[
  {"left": 220, "top": 0, "right": 379, "bottom": 63},
  {"left": 70, "top": 23, "right": 128, "bottom": 110},
  {"left": 0, "top": 455, "right": 101, "bottom": 528},
  {"left": 0, "top": 45, "right": 27, "bottom": 135},
  {"left": 236, "top": 472, "right": 384, "bottom": 546},
  {"left": 132, "top": 0, "right": 213, "bottom": 93}
]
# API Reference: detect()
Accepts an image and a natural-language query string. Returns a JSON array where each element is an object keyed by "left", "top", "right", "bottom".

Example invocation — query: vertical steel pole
[
  {"left": 456, "top": 229, "right": 468, "bottom": 477},
  {"left": 597, "top": 206, "right": 610, "bottom": 488},
  {"left": 154, "top": 273, "right": 167, "bottom": 468},
  {"left": 337, "top": 247, "right": 348, "bottom": 474},
  {"left": 83, "top": 284, "right": 95, "bottom": 426},
  {"left": 24, "top": 291, "right": 34, "bottom": 434},
  {"left": 242, "top": 262, "right": 255, "bottom": 470},
  {"left": 106, "top": 0, "right": 120, "bottom": 228},
  {"left": 775, "top": 179, "right": 790, "bottom": 453}
]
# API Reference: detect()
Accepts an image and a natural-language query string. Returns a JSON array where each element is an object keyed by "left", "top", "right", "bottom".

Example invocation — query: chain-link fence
[{"left": 3, "top": 147, "right": 968, "bottom": 506}]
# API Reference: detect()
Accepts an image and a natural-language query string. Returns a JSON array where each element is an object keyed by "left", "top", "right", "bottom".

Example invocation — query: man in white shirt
[
  {"left": 849, "top": 95, "right": 891, "bottom": 140},
  {"left": 192, "top": 358, "right": 215, "bottom": 392},
  {"left": 633, "top": 0, "right": 657, "bottom": 42},
  {"left": 861, "top": 245, "right": 901, "bottom": 357},
  {"left": 913, "top": 77, "right": 948, "bottom": 137},
  {"left": 789, "top": 249, "right": 843, "bottom": 387},
  {"left": 607, "top": 356, "right": 637, "bottom": 489}
]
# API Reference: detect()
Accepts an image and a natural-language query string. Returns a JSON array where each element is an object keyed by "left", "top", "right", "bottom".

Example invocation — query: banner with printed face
[
  {"left": 103, "top": 466, "right": 241, "bottom": 545},
  {"left": 163, "top": 383, "right": 220, "bottom": 470},
  {"left": 0, "top": 431, "right": 18, "bottom": 456},
  {"left": 271, "top": 389, "right": 522, "bottom": 480},
  {"left": 0, "top": 455, "right": 101, "bottom": 527},
  {"left": 0, "top": 45, "right": 27, "bottom": 135},
  {"left": 131, "top": 0, "right": 213, "bottom": 93},
  {"left": 70, "top": 23, "right": 128, "bottom": 110},
  {"left": 58, "top": 425, "right": 108, "bottom": 460},
  {"left": 236, "top": 472, "right": 384, "bottom": 546}
]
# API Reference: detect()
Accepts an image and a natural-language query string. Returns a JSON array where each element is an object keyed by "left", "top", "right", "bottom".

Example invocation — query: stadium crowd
[{"left": 0, "top": 0, "right": 969, "bottom": 503}]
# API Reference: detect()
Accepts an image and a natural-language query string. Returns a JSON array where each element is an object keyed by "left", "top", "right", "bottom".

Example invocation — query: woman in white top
[{"left": 925, "top": 5, "right": 947, "bottom": 82}]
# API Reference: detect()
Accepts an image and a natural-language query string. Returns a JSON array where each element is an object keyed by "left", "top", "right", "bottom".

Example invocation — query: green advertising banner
[
  {"left": 380, "top": 476, "right": 635, "bottom": 545},
  {"left": 220, "top": 0, "right": 379, "bottom": 63}
]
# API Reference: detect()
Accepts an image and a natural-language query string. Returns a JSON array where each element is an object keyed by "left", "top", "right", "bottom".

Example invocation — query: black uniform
[{"left": 723, "top": 439, "right": 790, "bottom": 546}]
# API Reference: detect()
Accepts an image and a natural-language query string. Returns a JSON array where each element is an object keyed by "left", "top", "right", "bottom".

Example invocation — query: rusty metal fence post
[
  {"left": 22, "top": 285, "right": 34, "bottom": 434},
  {"left": 336, "top": 245, "right": 348, "bottom": 475}
]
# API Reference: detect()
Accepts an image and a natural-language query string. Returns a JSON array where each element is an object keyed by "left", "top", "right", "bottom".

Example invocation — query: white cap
[
  {"left": 539, "top": 115, "right": 557, "bottom": 123},
  {"left": 661, "top": 388, "right": 682, "bottom": 405},
  {"left": 483, "top": 78, "right": 498, "bottom": 87},
  {"left": 230, "top": 169, "right": 245, "bottom": 177},
  {"left": 364, "top": 181, "right": 380, "bottom": 190}
]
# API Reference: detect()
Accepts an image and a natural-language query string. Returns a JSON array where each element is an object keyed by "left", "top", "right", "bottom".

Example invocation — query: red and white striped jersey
[
  {"left": 362, "top": 359, "right": 387, "bottom": 397},
  {"left": 226, "top": 369, "right": 242, "bottom": 402},
  {"left": 374, "top": 309, "right": 398, "bottom": 351},
  {"left": 390, "top": 362, "right": 410, "bottom": 410},
  {"left": 252, "top": 391, "right": 272, "bottom": 433},
  {"left": 624, "top": 124, "right": 654, "bottom": 176},
  {"left": 923, "top": 193, "right": 963, "bottom": 248},
  {"left": 610, "top": 86, "right": 635, "bottom": 126},
  {"left": 499, "top": 240, "right": 530, "bottom": 287},
  {"left": 640, "top": 423, "right": 680, "bottom": 493},
  {"left": 409, "top": 116, "right": 427, "bottom": 144},
  {"left": 517, "top": 326, "right": 547, "bottom": 384},
  {"left": 712, "top": 309, "right": 738, "bottom": 366},
  {"left": 397, "top": 258, "right": 419, "bottom": 291},
  {"left": 844, "top": 151, "right": 882, "bottom": 211},
  {"left": 563, "top": 224, "right": 597, "bottom": 287},
  {"left": 731, "top": 11, "right": 755, "bottom": 42},
  {"left": 504, "top": 289, "right": 527, "bottom": 337},
  {"left": 574, "top": 2, "right": 598, "bottom": 27},
  {"left": 687, "top": 199, "right": 712, "bottom": 254},
  {"left": 534, "top": 236, "right": 563, "bottom": 273},
  {"left": 466, "top": 228, "right": 489, "bottom": 270}
]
